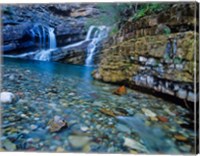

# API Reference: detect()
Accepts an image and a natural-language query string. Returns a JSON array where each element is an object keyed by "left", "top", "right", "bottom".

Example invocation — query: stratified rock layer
[
  {"left": 2, "top": 4, "right": 100, "bottom": 54},
  {"left": 93, "top": 3, "right": 199, "bottom": 105}
]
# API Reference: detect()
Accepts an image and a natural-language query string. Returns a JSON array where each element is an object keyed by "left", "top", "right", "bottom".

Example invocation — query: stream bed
[{"left": 1, "top": 58, "right": 195, "bottom": 154}]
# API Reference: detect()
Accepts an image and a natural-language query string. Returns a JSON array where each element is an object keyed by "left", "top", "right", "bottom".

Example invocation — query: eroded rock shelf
[{"left": 93, "top": 3, "right": 199, "bottom": 106}]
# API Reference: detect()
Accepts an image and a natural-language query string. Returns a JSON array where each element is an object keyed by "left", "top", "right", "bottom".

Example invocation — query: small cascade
[
  {"left": 30, "top": 24, "right": 48, "bottom": 50},
  {"left": 34, "top": 49, "right": 54, "bottom": 61},
  {"left": 4, "top": 24, "right": 56, "bottom": 61},
  {"left": 49, "top": 27, "right": 57, "bottom": 49},
  {"left": 33, "top": 25, "right": 57, "bottom": 61},
  {"left": 4, "top": 24, "right": 108, "bottom": 63},
  {"left": 85, "top": 26, "right": 109, "bottom": 66},
  {"left": 86, "top": 25, "right": 95, "bottom": 40}
]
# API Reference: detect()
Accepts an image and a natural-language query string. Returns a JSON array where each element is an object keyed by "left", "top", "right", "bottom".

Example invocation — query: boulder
[
  {"left": 48, "top": 115, "right": 68, "bottom": 132},
  {"left": 176, "top": 89, "right": 187, "bottom": 99},
  {"left": 0, "top": 92, "right": 15, "bottom": 104}
]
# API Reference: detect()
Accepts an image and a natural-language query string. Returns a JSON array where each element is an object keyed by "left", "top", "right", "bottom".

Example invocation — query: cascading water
[
  {"left": 4, "top": 25, "right": 108, "bottom": 63},
  {"left": 85, "top": 26, "right": 109, "bottom": 66},
  {"left": 33, "top": 26, "right": 57, "bottom": 61},
  {"left": 49, "top": 27, "right": 57, "bottom": 49},
  {"left": 31, "top": 24, "right": 48, "bottom": 50},
  {"left": 86, "top": 26, "right": 95, "bottom": 40},
  {"left": 4, "top": 24, "right": 57, "bottom": 61}
]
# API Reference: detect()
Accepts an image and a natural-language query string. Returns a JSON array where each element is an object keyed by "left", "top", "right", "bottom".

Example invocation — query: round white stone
[{"left": 0, "top": 92, "right": 15, "bottom": 104}]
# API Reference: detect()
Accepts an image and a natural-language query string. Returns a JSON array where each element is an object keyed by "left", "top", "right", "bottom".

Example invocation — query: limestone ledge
[
  {"left": 104, "top": 3, "right": 197, "bottom": 47},
  {"left": 104, "top": 31, "right": 198, "bottom": 61},
  {"left": 93, "top": 31, "right": 198, "bottom": 103},
  {"left": 93, "top": 67, "right": 197, "bottom": 103}
]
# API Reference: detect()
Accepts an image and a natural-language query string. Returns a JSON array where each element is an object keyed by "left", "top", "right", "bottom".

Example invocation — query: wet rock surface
[
  {"left": 1, "top": 58, "right": 195, "bottom": 153},
  {"left": 2, "top": 4, "right": 102, "bottom": 53},
  {"left": 93, "top": 3, "right": 198, "bottom": 104},
  {"left": 48, "top": 115, "right": 68, "bottom": 132},
  {"left": 0, "top": 92, "right": 16, "bottom": 104}
]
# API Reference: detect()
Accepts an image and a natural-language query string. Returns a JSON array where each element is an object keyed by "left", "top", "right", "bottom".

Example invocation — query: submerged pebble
[
  {"left": 1, "top": 61, "right": 194, "bottom": 153},
  {"left": 68, "top": 135, "right": 91, "bottom": 148},
  {"left": 2, "top": 139, "right": 17, "bottom": 151}
]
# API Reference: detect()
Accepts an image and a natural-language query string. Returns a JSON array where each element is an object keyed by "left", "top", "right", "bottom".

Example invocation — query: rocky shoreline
[
  {"left": 1, "top": 58, "right": 196, "bottom": 153},
  {"left": 92, "top": 3, "right": 199, "bottom": 108},
  {"left": 1, "top": 2, "right": 198, "bottom": 154}
]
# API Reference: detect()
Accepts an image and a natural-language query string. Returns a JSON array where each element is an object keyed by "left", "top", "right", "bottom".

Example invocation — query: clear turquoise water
[{"left": 1, "top": 58, "right": 195, "bottom": 153}]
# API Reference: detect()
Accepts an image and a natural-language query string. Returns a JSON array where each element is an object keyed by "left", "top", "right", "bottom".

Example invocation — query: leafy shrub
[
  {"left": 86, "top": 3, "right": 170, "bottom": 36},
  {"left": 132, "top": 3, "right": 170, "bottom": 21}
]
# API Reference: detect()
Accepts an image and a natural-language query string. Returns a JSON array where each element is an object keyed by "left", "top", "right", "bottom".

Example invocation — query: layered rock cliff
[
  {"left": 93, "top": 3, "right": 199, "bottom": 107},
  {"left": 2, "top": 3, "right": 101, "bottom": 64}
]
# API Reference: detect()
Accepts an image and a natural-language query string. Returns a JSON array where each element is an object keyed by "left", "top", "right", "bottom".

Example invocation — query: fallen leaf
[
  {"left": 174, "top": 134, "right": 187, "bottom": 141},
  {"left": 99, "top": 108, "right": 116, "bottom": 117}
]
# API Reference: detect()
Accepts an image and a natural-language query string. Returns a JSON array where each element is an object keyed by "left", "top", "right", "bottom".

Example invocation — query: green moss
[
  {"left": 163, "top": 27, "right": 171, "bottom": 36},
  {"left": 132, "top": 3, "right": 170, "bottom": 21},
  {"left": 173, "top": 56, "right": 183, "bottom": 64}
]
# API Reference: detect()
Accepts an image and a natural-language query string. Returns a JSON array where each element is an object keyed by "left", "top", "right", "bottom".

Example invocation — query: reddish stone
[
  {"left": 157, "top": 116, "right": 168, "bottom": 122},
  {"left": 113, "top": 86, "right": 127, "bottom": 96}
]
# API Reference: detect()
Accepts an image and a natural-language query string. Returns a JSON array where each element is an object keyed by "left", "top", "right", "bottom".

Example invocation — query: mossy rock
[
  {"left": 174, "top": 71, "right": 193, "bottom": 82},
  {"left": 185, "top": 49, "right": 194, "bottom": 61},
  {"left": 184, "top": 61, "right": 194, "bottom": 74}
]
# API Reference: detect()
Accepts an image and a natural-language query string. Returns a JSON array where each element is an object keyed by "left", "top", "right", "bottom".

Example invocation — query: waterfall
[
  {"left": 86, "top": 25, "right": 95, "bottom": 40},
  {"left": 49, "top": 27, "right": 57, "bottom": 49},
  {"left": 4, "top": 24, "right": 57, "bottom": 61},
  {"left": 36, "top": 27, "right": 42, "bottom": 49},
  {"left": 33, "top": 26, "right": 57, "bottom": 61},
  {"left": 42, "top": 26, "right": 46, "bottom": 49},
  {"left": 4, "top": 24, "right": 108, "bottom": 64},
  {"left": 85, "top": 26, "right": 109, "bottom": 66}
]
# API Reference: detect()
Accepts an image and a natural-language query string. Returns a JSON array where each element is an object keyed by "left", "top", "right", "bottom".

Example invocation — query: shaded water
[{"left": 1, "top": 58, "right": 195, "bottom": 153}]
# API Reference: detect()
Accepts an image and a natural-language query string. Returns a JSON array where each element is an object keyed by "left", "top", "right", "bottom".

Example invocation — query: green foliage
[
  {"left": 85, "top": 3, "right": 170, "bottom": 37},
  {"left": 109, "top": 25, "right": 118, "bottom": 36},
  {"left": 132, "top": 3, "right": 169, "bottom": 21},
  {"left": 86, "top": 3, "right": 132, "bottom": 36},
  {"left": 164, "top": 53, "right": 171, "bottom": 61},
  {"left": 173, "top": 56, "right": 183, "bottom": 64},
  {"left": 163, "top": 27, "right": 171, "bottom": 36},
  {"left": 154, "top": 59, "right": 160, "bottom": 67},
  {"left": 164, "top": 28, "right": 171, "bottom": 35}
]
